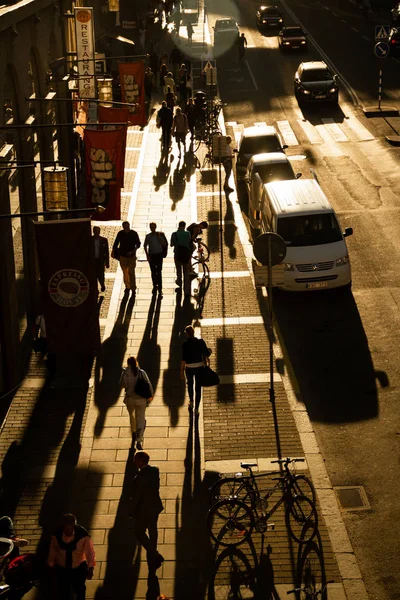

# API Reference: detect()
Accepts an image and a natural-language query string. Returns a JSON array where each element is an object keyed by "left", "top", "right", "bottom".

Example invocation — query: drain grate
[{"left": 334, "top": 486, "right": 370, "bottom": 511}]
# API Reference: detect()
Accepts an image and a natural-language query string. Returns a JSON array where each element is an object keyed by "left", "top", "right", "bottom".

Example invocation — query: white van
[{"left": 252, "top": 179, "right": 353, "bottom": 291}]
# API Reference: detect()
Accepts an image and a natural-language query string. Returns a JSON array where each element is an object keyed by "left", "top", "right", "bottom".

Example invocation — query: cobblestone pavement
[{"left": 0, "top": 35, "right": 364, "bottom": 600}]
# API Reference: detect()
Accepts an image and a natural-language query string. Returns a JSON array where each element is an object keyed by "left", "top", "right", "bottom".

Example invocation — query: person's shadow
[
  {"left": 93, "top": 293, "right": 136, "bottom": 437},
  {"left": 183, "top": 147, "right": 198, "bottom": 181},
  {"left": 224, "top": 196, "right": 237, "bottom": 259},
  {"left": 153, "top": 153, "right": 171, "bottom": 191},
  {"left": 169, "top": 159, "right": 186, "bottom": 211},
  {"left": 137, "top": 294, "right": 162, "bottom": 394}
]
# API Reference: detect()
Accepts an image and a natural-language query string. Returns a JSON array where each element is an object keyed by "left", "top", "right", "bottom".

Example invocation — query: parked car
[
  {"left": 294, "top": 61, "right": 339, "bottom": 106},
  {"left": 235, "top": 126, "right": 288, "bottom": 180},
  {"left": 256, "top": 5, "right": 284, "bottom": 28},
  {"left": 388, "top": 27, "right": 400, "bottom": 55},
  {"left": 279, "top": 26, "right": 307, "bottom": 51},
  {"left": 245, "top": 153, "right": 301, "bottom": 223},
  {"left": 213, "top": 18, "right": 239, "bottom": 47}
]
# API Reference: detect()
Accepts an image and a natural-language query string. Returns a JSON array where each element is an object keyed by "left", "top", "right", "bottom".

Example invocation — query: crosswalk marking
[
  {"left": 297, "top": 119, "right": 323, "bottom": 144},
  {"left": 344, "top": 116, "right": 374, "bottom": 141},
  {"left": 276, "top": 120, "right": 299, "bottom": 146},
  {"left": 321, "top": 118, "right": 349, "bottom": 142}
]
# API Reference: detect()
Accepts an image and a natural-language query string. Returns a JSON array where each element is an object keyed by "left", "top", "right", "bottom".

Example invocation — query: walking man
[
  {"left": 186, "top": 20, "right": 194, "bottom": 45},
  {"left": 172, "top": 106, "right": 188, "bottom": 156},
  {"left": 92, "top": 226, "right": 109, "bottom": 292},
  {"left": 222, "top": 135, "right": 234, "bottom": 192},
  {"left": 180, "top": 325, "right": 211, "bottom": 415},
  {"left": 144, "top": 222, "right": 168, "bottom": 297},
  {"left": 48, "top": 513, "right": 95, "bottom": 600},
  {"left": 129, "top": 451, "right": 164, "bottom": 572},
  {"left": 171, "top": 221, "right": 191, "bottom": 296},
  {"left": 157, "top": 101, "right": 174, "bottom": 150},
  {"left": 237, "top": 32, "right": 247, "bottom": 61},
  {"left": 112, "top": 221, "right": 141, "bottom": 294}
]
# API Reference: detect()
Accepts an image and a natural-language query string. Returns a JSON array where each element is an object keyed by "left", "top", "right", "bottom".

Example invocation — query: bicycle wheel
[
  {"left": 285, "top": 495, "right": 318, "bottom": 544},
  {"left": 210, "top": 477, "right": 250, "bottom": 508},
  {"left": 288, "top": 475, "right": 316, "bottom": 508},
  {"left": 208, "top": 548, "right": 256, "bottom": 600},
  {"left": 297, "top": 542, "right": 326, "bottom": 600},
  {"left": 193, "top": 137, "right": 202, "bottom": 152},
  {"left": 192, "top": 261, "right": 211, "bottom": 294},
  {"left": 207, "top": 499, "right": 254, "bottom": 547},
  {"left": 197, "top": 240, "right": 210, "bottom": 261}
]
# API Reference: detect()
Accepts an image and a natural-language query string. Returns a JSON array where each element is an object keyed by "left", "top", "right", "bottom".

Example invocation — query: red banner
[
  {"left": 34, "top": 219, "right": 100, "bottom": 353},
  {"left": 84, "top": 127, "right": 125, "bottom": 220},
  {"left": 119, "top": 62, "right": 146, "bottom": 126},
  {"left": 98, "top": 106, "right": 129, "bottom": 184}
]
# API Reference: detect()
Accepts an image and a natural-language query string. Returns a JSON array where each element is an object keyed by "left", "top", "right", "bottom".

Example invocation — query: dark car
[
  {"left": 388, "top": 27, "right": 400, "bottom": 55},
  {"left": 279, "top": 26, "right": 307, "bottom": 51},
  {"left": 213, "top": 17, "right": 240, "bottom": 47},
  {"left": 256, "top": 5, "right": 284, "bottom": 28},
  {"left": 294, "top": 61, "right": 339, "bottom": 106}
]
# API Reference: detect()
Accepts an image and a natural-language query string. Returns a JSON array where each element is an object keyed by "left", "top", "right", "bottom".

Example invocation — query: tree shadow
[
  {"left": 174, "top": 416, "right": 214, "bottom": 599},
  {"left": 94, "top": 294, "right": 136, "bottom": 437},
  {"left": 162, "top": 293, "right": 195, "bottom": 427},
  {"left": 137, "top": 294, "right": 162, "bottom": 395},
  {"left": 95, "top": 453, "right": 140, "bottom": 600}
]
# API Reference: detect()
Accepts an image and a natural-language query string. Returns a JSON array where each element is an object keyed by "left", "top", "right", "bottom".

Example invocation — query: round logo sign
[
  {"left": 76, "top": 10, "right": 91, "bottom": 23},
  {"left": 48, "top": 270, "right": 89, "bottom": 307}
]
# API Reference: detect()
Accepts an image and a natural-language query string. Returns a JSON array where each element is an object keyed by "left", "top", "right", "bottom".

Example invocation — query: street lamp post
[{"left": 0, "top": 206, "right": 105, "bottom": 220}]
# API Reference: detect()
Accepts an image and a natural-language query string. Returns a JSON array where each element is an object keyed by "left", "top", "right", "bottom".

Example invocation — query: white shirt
[{"left": 36, "top": 315, "right": 46, "bottom": 338}]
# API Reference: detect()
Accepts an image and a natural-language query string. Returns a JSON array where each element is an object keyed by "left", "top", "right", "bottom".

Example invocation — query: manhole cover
[{"left": 334, "top": 486, "right": 370, "bottom": 511}]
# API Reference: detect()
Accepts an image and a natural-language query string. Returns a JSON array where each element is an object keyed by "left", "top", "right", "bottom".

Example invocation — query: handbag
[
  {"left": 111, "top": 248, "right": 120, "bottom": 260},
  {"left": 158, "top": 232, "right": 168, "bottom": 258},
  {"left": 134, "top": 370, "right": 152, "bottom": 399},
  {"left": 198, "top": 366, "right": 220, "bottom": 387}
]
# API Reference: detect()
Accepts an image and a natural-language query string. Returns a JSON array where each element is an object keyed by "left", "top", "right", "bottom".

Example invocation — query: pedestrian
[
  {"left": 222, "top": 135, "right": 234, "bottom": 192},
  {"left": 173, "top": 5, "right": 181, "bottom": 34},
  {"left": 159, "top": 52, "right": 169, "bottom": 69},
  {"left": 177, "top": 63, "right": 188, "bottom": 104},
  {"left": 129, "top": 451, "right": 164, "bottom": 572},
  {"left": 144, "top": 222, "right": 168, "bottom": 297},
  {"left": 150, "top": 51, "right": 159, "bottom": 86},
  {"left": 0, "top": 516, "right": 28, "bottom": 549},
  {"left": 172, "top": 106, "right": 188, "bottom": 156},
  {"left": 48, "top": 513, "right": 95, "bottom": 600},
  {"left": 185, "top": 97, "right": 196, "bottom": 139},
  {"left": 121, "top": 357, "right": 154, "bottom": 450},
  {"left": 92, "top": 226, "right": 109, "bottom": 292},
  {"left": 159, "top": 63, "right": 168, "bottom": 88},
  {"left": 186, "top": 20, "right": 193, "bottom": 44},
  {"left": 163, "top": 71, "right": 175, "bottom": 96},
  {"left": 170, "top": 220, "right": 191, "bottom": 296},
  {"left": 237, "top": 32, "right": 247, "bottom": 60},
  {"left": 157, "top": 101, "right": 173, "bottom": 149},
  {"left": 112, "top": 221, "right": 141, "bottom": 294},
  {"left": 180, "top": 325, "right": 211, "bottom": 414},
  {"left": 165, "top": 85, "right": 176, "bottom": 109},
  {"left": 144, "top": 67, "right": 154, "bottom": 106},
  {"left": 139, "top": 21, "right": 146, "bottom": 50}
]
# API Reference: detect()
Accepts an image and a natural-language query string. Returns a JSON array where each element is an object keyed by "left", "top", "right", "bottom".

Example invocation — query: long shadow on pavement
[
  {"left": 163, "top": 293, "right": 195, "bottom": 427},
  {"left": 137, "top": 294, "right": 162, "bottom": 395},
  {"left": 272, "top": 288, "right": 380, "bottom": 422},
  {"left": 174, "top": 415, "right": 214, "bottom": 599},
  {"left": 94, "top": 293, "right": 136, "bottom": 437}
]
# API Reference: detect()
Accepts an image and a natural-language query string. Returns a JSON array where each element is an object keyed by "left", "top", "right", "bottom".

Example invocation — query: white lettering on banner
[
  {"left": 89, "top": 148, "right": 115, "bottom": 205},
  {"left": 123, "top": 74, "right": 140, "bottom": 114},
  {"left": 74, "top": 8, "right": 96, "bottom": 99}
]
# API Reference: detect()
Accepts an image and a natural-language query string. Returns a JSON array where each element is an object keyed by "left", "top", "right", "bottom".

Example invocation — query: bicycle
[
  {"left": 191, "top": 236, "right": 211, "bottom": 317},
  {"left": 208, "top": 547, "right": 256, "bottom": 600},
  {"left": 288, "top": 541, "right": 333, "bottom": 599},
  {"left": 210, "top": 457, "right": 316, "bottom": 509},
  {"left": 207, "top": 458, "right": 318, "bottom": 547}
]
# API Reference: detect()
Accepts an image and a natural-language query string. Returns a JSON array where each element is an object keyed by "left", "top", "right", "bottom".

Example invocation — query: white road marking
[
  {"left": 245, "top": 59, "right": 259, "bottom": 91},
  {"left": 321, "top": 118, "right": 349, "bottom": 142},
  {"left": 201, "top": 316, "right": 264, "bottom": 326},
  {"left": 344, "top": 116, "right": 375, "bottom": 141},
  {"left": 209, "top": 271, "right": 251, "bottom": 278},
  {"left": 314, "top": 122, "right": 345, "bottom": 155},
  {"left": 297, "top": 119, "right": 323, "bottom": 144},
  {"left": 277, "top": 120, "right": 299, "bottom": 146}
]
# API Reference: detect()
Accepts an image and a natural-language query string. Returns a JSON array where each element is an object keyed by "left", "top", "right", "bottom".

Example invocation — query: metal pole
[
  {"left": 378, "top": 68, "right": 383, "bottom": 110},
  {"left": 268, "top": 235, "right": 282, "bottom": 461},
  {"left": 218, "top": 136, "right": 223, "bottom": 236}
]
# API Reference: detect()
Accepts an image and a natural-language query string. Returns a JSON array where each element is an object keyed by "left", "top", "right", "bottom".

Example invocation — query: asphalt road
[{"left": 206, "top": 0, "right": 400, "bottom": 598}]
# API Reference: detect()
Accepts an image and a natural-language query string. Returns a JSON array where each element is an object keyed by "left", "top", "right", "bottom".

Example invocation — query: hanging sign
[{"left": 75, "top": 7, "right": 96, "bottom": 99}]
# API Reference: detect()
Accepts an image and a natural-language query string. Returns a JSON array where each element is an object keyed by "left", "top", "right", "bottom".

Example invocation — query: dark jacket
[
  {"left": 158, "top": 105, "right": 173, "bottom": 128},
  {"left": 130, "top": 465, "right": 164, "bottom": 520},
  {"left": 92, "top": 235, "right": 110, "bottom": 268},
  {"left": 113, "top": 230, "right": 141, "bottom": 258}
]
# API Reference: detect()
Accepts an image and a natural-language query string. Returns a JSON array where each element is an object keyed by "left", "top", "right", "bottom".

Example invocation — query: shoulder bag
[
  {"left": 134, "top": 369, "right": 152, "bottom": 399},
  {"left": 198, "top": 366, "right": 220, "bottom": 387}
]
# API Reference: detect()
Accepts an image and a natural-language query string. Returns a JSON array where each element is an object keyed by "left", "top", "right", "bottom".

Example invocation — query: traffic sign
[
  {"left": 253, "top": 232, "right": 286, "bottom": 266},
  {"left": 374, "top": 41, "right": 390, "bottom": 58},
  {"left": 375, "top": 25, "right": 390, "bottom": 40}
]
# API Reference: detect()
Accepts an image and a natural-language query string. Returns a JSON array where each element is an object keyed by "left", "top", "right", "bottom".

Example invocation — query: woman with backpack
[{"left": 121, "top": 357, "right": 154, "bottom": 450}]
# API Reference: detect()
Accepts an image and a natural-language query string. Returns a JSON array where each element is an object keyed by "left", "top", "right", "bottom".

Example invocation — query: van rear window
[{"left": 277, "top": 213, "right": 342, "bottom": 246}]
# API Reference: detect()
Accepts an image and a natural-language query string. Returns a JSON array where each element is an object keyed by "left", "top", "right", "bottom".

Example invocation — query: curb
[{"left": 363, "top": 106, "right": 399, "bottom": 118}]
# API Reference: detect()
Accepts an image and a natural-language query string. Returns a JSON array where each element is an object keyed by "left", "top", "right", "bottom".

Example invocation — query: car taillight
[{"left": 391, "top": 39, "right": 397, "bottom": 44}]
